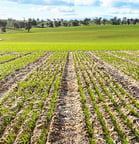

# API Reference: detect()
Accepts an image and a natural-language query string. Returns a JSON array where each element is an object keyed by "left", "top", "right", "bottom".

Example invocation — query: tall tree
[
  {"left": 18, "top": 21, "right": 25, "bottom": 28},
  {"left": 28, "top": 18, "right": 32, "bottom": 22},
  {"left": 63, "top": 20, "right": 68, "bottom": 27},
  {"left": 46, "top": 21, "right": 54, "bottom": 27},
  {"left": 25, "top": 22, "right": 32, "bottom": 32},
  {"left": 41, "top": 23, "right": 44, "bottom": 28},
  {"left": 81, "top": 18, "right": 91, "bottom": 25},
  {"left": 0, "top": 20, "right": 7, "bottom": 32},
  {"left": 14, "top": 22, "right": 19, "bottom": 29},
  {"left": 133, "top": 19, "right": 138, "bottom": 25},
  {"left": 122, "top": 17, "right": 127, "bottom": 25},
  {"left": 111, "top": 17, "right": 121, "bottom": 25},
  {"left": 102, "top": 18, "right": 107, "bottom": 25},
  {"left": 53, "top": 19, "right": 61, "bottom": 27},
  {"left": 32, "top": 19, "right": 37, "bottom": 26},
  {"left": 94, "top": 17, "right": 102, "bottom": 25},
  {"left": 71, "top": 20, "right": 79, "bottom": 26},
  {"left": 127, "top": 19, "right": 131, "bottom": 25}
]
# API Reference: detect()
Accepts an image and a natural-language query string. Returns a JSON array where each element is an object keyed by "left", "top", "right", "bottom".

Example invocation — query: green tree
[
  {"left": 25, "top": 22, "right": 32, "bottom": 32},
  {"left": 18, "top": 21, "right": 25, "bottom": 28},
  {"left": 41, "top": 23, "right": 44, "bottom": 28},
  {"left": 122, "top": 17, "right": 127, "bottom": 25},
  {"left": 94, "top": 17, "right": 102, "bottom": 25},
  {"left": 53, "top": 19, "right": 61, "bottom": 27},
  {"left": 127, "top": 19, "right": 131, "bottom": 25},
  {"left": 102, "top": 18, "right": 107, "bottom": 25},
  {"left": 0, "top": 20, "right": 7, "bottom": 32},
  {"left": 32, "top": 19, "right": 37, "bottom": 25},
  {"left": 71, "top": 20, "right": 79, "bottom": 26},
  {"left": 14, "top": 23, "right": 19, "bottom": 29},
  {"left": 133, "top": 19, "right": 138, "bottom": 25},
  {"left": 80, "top": 18, "right": 91, "bottom": 25},
  {"left": 111, "top": 17, "right": 121, "bottom": 25},
  {"left": 63, "top": 21, "right": 68, "bottom": 27},
  {"left": 46, "top": 21, "right": 54, "bottom": 27}
]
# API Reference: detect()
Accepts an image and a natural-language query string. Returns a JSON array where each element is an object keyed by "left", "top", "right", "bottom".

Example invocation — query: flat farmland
[
  {"left": 0, "top": 51, "right": 138, "bottom": 144},
  {"left": 1, "top": 25, "right": 139, "bottom": 51}
]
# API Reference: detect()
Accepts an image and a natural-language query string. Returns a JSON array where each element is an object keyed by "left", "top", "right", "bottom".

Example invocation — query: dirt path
[{"left": 47, "top": 52, "right": 89, "bottom": 144}]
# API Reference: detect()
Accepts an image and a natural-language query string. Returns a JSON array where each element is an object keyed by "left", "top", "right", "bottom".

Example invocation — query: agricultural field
[
  {"left": 0, "top": 51, "right": 138, "bottom": 144},
  {"left": 93, "top": 51, "right": 139, "bottom": 80},
  {"left": 1, "top": 25, "right": 139, "bottom": 51}
]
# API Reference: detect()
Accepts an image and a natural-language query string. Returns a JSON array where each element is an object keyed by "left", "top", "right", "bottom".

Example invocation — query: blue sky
[{"left": 0, "top": 0, "right": 139, "bottom": 20}]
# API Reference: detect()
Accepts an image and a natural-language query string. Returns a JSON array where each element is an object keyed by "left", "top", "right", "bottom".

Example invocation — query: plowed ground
[{"left": 0, "top": 51, "right": 138, "bottom": 144}]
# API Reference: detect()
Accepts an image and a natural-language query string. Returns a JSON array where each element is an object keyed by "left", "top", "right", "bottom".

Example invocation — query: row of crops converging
[{"left": 0, "top": 51, "right": 138, "bottom": 143}]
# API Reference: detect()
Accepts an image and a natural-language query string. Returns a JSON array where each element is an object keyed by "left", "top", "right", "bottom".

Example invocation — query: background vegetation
[{"left": 0, "top": 17, "right": 139, "bottom": 51}]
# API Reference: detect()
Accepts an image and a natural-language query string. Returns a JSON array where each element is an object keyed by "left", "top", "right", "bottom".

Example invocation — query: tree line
[{"left": 0, "top": 17, "right": 139, "bottom": 32}]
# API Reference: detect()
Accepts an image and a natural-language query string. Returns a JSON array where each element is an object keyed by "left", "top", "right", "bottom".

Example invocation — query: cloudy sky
[{"left": 0, "top": 0, "right": 139, "bottom": 20}]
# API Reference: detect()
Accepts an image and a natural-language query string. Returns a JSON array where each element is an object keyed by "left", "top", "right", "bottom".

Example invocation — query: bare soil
[
  {"left": 88, "top": 51, "right": 139, "bottom": 98},
  {"left": 0, "top": 52, "right": 52, "bottom": 102},
  {"left": 121, "top": 50, "right": 139, "bottom": 57},
  {"left": 47, "top": 52, "right": 89, "bottom": 144},
  {"left": 105, "top": 51, "right": 139, "bottom": 66},
  {"left": 0, "top": 51, "right": 138, "bottom": 144},
  {"left": 0, "top": 52, "right": 32, "bottom": 65}
]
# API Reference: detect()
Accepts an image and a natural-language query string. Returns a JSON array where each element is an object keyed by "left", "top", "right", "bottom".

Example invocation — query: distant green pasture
[{"left": 0, "top": 25, "right": 139, "bottom": 51}]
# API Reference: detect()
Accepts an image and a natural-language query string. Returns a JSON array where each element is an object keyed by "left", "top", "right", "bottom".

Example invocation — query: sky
[{"left": 0, "top": 0, "right": 139, "bottom": 20}]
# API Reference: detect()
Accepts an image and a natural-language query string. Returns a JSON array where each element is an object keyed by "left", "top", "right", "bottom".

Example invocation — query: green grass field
[{"left": 0, "top": 25, "right": 139, "bottom": 51}]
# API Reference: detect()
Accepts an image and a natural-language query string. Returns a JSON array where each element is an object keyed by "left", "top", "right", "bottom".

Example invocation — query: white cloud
[
  {"left": 52, "top": 6, "right": 74, "bottom": 12},
  {"left": 128, "top": 0, "right": 139, "bottom": 3},
  {"left": 1, "top": 0, "right": 139, "bottom": 20},
  {"left": 60, "top": 0, "right": 96, "bottom": 6},
  {"left": 43, "top": 0, "right": 54, "bottom": 3},
  {"left": 100, "top": 0, "right": 139, "bottom": 7},
  {"left": 37, "top": 6, "right": 50, "bottom": 11},
  {"left": 99, "top": 0, "right": 128, "bottom": 7},
  {"left": 108, "top": 7, "right": 139, "bottom": 14},
  {"left": 99, "top": 0, "right": 115, "bottom": 7},
  {"left": 32, "top": 5, "right": 74, "bottom": 13}
]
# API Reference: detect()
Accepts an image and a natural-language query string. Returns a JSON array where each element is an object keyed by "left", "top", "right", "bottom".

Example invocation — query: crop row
[
  {"left": 92, "top": 51, "right": 139, "bottom": 80},
  {"left": 0, "top": 51, "right": 7, "bottom": 55},
  {"left": 0, "top": 51, "right": 138, "bottom": 144},
  {"left": 130, "top": 50, "right": 139, "bottom": 55},
  {"left": 0, "top": 51, "right": 30, "bottom": 64},
  {"left": 0, "top": 52, "right": 67, "bottom": 143},
  {"left": 0, "top": 52, "right": 58, "bottom": 135},
  {"left": 0, "top": 52, "right": 47, "bottom": 80},
  {"left": 84, "top": 52, "right": 139, "bottom": 109},
  {"left": 109, "top": 51, "right": 139, "bottom": 63},
  {"left": 73, "top": 52, "right": 139, "bottom": 143},
  {"left": 85, "top": 52, "right": 139, "bottom": 142},
  {"left": 0, "top": 52, "right": 60, "bottom": 108}
]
